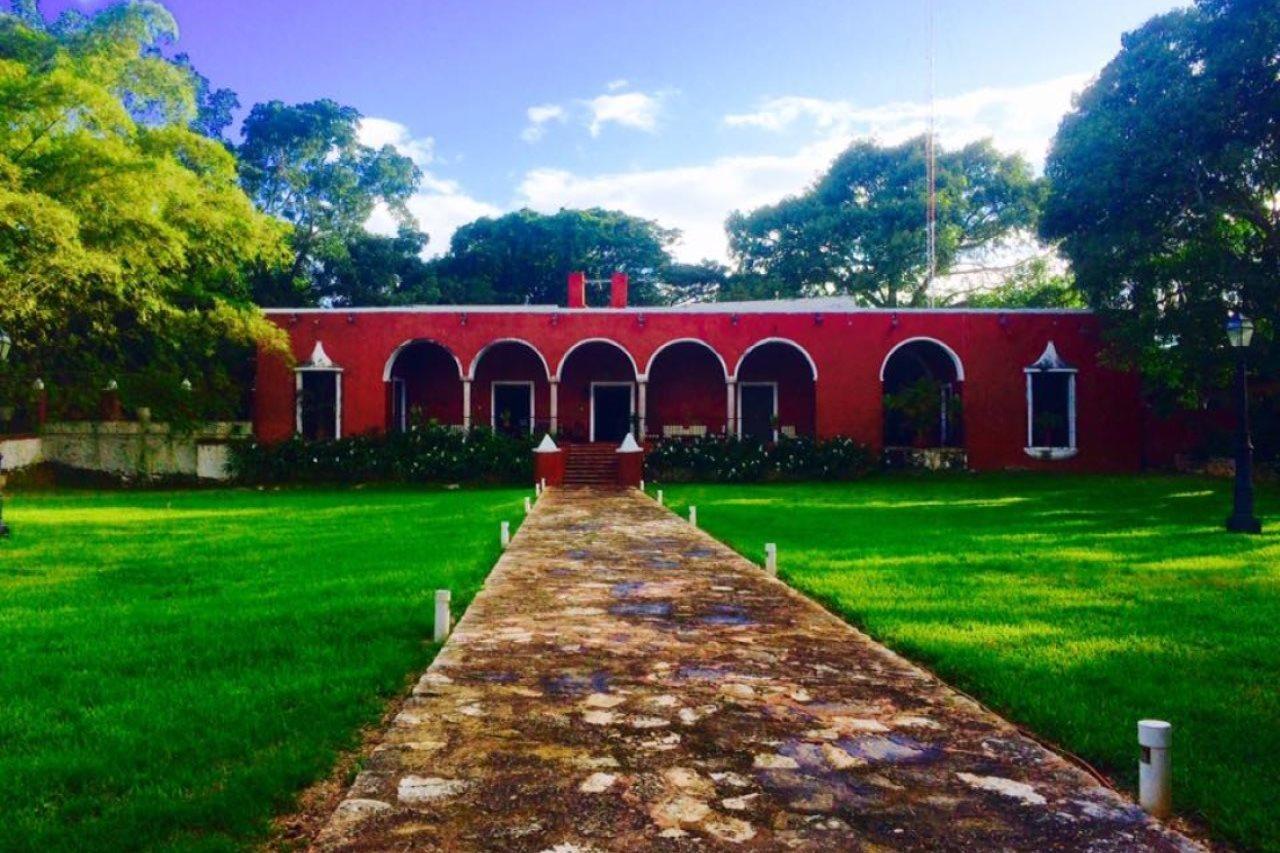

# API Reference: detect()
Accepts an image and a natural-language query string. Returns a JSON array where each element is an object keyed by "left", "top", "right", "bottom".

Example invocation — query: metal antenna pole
[{"left": 925, "top": 0, "right": 937, "bottom": 307}]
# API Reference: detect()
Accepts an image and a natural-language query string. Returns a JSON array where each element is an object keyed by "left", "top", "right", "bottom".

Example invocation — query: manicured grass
[
  {"left": 657, "top": 475, "right": 1279, "bottom": 852},
  {"left": 0, "top": 486, "right": 524, "bottom": 851}
]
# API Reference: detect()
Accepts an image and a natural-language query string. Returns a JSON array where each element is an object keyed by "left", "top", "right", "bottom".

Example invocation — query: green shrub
[
  {"left": 229, "top": 421, "right": 534, "bottom": 484},
  {"left": 645, "top": 434, "right": 872, "bottom": 483}
]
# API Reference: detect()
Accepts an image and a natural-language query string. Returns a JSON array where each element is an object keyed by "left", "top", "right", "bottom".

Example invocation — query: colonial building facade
[{"left": 253, "top": 273, "right": 1145, "bottom": 471}]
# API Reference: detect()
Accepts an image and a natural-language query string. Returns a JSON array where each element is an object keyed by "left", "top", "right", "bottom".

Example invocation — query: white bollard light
[
  {"left": 540, "top": 477, "right": 547, "bottom": 491},
  {"left": 433, "top": 589, "right": 452, "bottom": 643},
  {"left": 764, "top": 542, "right": 777, "bottom": 576},
  {"left": 639, "top": 478, "right": 645, "bottom": 492},
  {"left": 657, "top": 489, "right": 664, "bottom": 506},
  {"left": 524, "top": 496, "right": 532, "bottom": 513},
  {"left": 1138, "top": 720, "right": 1172, "bottom": 818},
  {"left": 500, "top": 520, "right": 511, "bottom": 549},
  {"left": 688, "top": 505, "right": 697, "bottom": 527}
]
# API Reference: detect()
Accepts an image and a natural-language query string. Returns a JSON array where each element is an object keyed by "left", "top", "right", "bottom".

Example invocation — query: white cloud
[
  {"left": 357, "top": 116, "right": 436, "bottom": 166},
  {"left": 724, "top": 74, "right": 1089, "bottom": 166},
  {"left": 520, "top": 103, "right": 567, "bottom": 143},
  {"left": 359, "top": 74, "right": 1091, "bottom": 266},
  {"left": 585, "top": 90, "right": 663, "bottom": 136},
  {"left": 517, "top": 139, "right": 846, "bottom": 263},
  {"left": 605, "top": 78, "right": 629, "bottom": 92},
  {"left": 359, "top": 117, "right": 501, "bottom": 256},
  {"left": 517, "top": 75, "right": 1090, "bottom": 264}
]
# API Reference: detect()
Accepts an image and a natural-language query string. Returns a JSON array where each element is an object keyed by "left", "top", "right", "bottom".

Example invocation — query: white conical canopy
[
  {"left": 616, "top": 432, "right": 642, "bottom": 453},
  {"left": 305, "top": 341, "right": 337, "bottom": 369},
  {"left": 534, "top": 434, "right": 559, "bottom": 453}
]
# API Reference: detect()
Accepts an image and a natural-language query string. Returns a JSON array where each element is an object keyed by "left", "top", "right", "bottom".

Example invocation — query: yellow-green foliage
[{"left": 0, "top": 4, "right": 289, "bottom": 416}]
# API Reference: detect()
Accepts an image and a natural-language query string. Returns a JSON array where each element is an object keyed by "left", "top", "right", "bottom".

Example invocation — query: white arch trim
[
  {"left": 382, "top": 338, "right": 464, "bottom": 381},
  {"left": 467, "top": 338, "right": 552, "bottom": 381},
  {"left": 732, "top": 337, "right": 819, "bottom": 382},
  {"left": 878, "top": 336, "right": 965, "bottom": 382},
  {"left": 554, "top": 337, "right": 640, "bottom": 381},
  {"left": 643, "top": 337, "right": 729, "bottom": 379}
]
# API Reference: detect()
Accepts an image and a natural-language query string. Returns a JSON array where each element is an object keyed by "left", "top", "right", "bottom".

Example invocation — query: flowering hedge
[
  {"left": 229, "top": 423, "right": 534, "bottom": 484},
  {"left": 645, "top": 434, "right": 873, "bottom": 482}
]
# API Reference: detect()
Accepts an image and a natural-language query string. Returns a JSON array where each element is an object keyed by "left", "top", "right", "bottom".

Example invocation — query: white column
[
  {"left": 549, "top": 380, "right": 559, "bottom": 434},
  {"left": 462, "top": 379, "right": 472, "bottom": 430},
  {"left": 637, "top": 379, "right": 648, "bottom": 439},
  {"left": 726, "top": 379, "right": 737, "bottom": 436}
]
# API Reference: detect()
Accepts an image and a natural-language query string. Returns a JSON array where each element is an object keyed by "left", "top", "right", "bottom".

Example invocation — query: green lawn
[
  {"left": 656, "top": 475, "right": 1279, "bottom": 852},
  {"left": 0, "top": 486, "right": 524, "bottom": 852}
]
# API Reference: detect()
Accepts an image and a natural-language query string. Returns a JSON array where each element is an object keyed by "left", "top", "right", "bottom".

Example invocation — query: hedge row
[
  {"left": 229, "top": 423, "right": 534, "bottom": 484},
  {"left": 645, "top": 434, "right": 874, "bottom": 482},
  {"left": 229, "top": 427, "right": 874, "bottom": 485}
]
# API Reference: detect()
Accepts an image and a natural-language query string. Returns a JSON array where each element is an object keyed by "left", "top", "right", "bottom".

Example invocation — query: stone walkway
[{"left": 316, "top": 488, "right": 1200, "bottom": 852}]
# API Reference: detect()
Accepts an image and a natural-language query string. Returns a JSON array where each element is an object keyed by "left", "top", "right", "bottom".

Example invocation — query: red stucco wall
[{"left": 255, "top": 305, "right": 1145, "bottom": 472}]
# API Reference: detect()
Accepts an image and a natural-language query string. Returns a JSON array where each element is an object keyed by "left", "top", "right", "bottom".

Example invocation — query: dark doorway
[
  {"left": 299, "top": 371, "right": 339, "bottom": 440},
  {"left": 740, "top": 383, "right": 776, "bottom": 442},
  {"left": 493, "top": 382, "right": 532, "bottom": 437},
  {"left": 592, "top": 384, "right": 632, "bottom": 442}
]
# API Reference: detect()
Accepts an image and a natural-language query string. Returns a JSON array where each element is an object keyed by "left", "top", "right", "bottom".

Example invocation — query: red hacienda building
[{"left": 253, "top": 272, "right": 1146, "bottom": 478}]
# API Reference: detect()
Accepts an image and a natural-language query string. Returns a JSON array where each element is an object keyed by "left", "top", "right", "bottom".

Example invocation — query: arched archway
[
  {"left": 646, "top": 339, "right": 729, "bottom": 439},
  {"left": 880, "top": 337, "right": 963, "bottom": 447},
  {"left": 734, "top": 340, "right": 817, "bottom": 441},
  {"left": 471, "top": 339, "right": 551, "bottom": 436},
  {"left": 557, "top": 339, "right": 638, "bottom": 442},
  {"left": 384, "top": 339, "right": 464, "bottom": 431}
]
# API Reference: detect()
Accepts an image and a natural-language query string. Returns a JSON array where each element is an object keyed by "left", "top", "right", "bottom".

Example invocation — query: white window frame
[
  {"left": 491, "top": 380, "right": 535, "bottom": 434},
  {"left": 737, "top": 381, "right": 779, "bottom": 442},
  {"left": 1024, "top": 368, "right": 1077, "bottom": 460},
  {"left": 295, "top": 367, "right": 343, "bottom": 440},
  {"left": 589, "top": 381, "right": 635, "bottom": 442}
]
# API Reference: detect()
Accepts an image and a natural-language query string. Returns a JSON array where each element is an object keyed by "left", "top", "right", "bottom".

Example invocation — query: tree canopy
[
  {"left": 1041, "top": 0, "right": 1278, "bottom": 402},
  {"left": 0, "top": 1, "right": 288, "bottom": 418},
  {"left": 727, "top": 136, "right": 1042, "bottom": 307},
  {"left": 236, "top": 98, "right": 422, "bottom": 305},
  {"left": 430, "top": 207, "right": 681, "bottom": 306}
]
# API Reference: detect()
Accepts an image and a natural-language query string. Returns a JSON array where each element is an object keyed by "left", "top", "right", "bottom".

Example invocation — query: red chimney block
[
  {"left": 567, "top": 271, "right": 586, "bottom": 308},
  {"left": 610, "top": 272, "right": 629, "bottom": 308}
]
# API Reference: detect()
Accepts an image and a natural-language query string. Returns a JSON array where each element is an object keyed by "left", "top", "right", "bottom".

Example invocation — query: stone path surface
[{"left": 316, "top": 488, "right": 1200, "bottom": 852}]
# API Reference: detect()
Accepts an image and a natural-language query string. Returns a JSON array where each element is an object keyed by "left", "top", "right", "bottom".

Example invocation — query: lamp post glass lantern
[{"left": 1225, "top": 312, "right": 1261, "bottom": 534}]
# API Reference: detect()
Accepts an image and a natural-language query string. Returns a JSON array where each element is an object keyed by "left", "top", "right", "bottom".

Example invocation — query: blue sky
[{"left": 49, "top": 0, "right": 1185, "bottom": 262}]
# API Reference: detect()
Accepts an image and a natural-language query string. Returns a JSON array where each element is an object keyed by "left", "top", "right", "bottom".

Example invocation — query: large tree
[
  {"left": 1041, "top": 0, "right": 1279, "bottom": 403},
  {"left": 311, "top": 226, "right": 440, "bottom": 307},
  {"left": 727, "top": 136, "right": 1042, "bottom": 307},
  {"left": 431, "top": 208, "right": 681, "bottom": 306},
  {"left": 0, "top": 1, "right": 288, "bottom": 419},
  {"left": 237, "top": 98, "right": 422, "bottom": 305}
]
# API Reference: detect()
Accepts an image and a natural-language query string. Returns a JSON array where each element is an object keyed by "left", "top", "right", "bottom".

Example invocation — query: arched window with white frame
[{"left": 1024, "top": 342, "right": 1077, "bottom": 460}]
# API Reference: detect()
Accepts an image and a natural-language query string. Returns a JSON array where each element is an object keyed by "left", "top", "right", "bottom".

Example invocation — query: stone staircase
[{"left": 562, "top": 443, "right": 619, "bottom": 486}]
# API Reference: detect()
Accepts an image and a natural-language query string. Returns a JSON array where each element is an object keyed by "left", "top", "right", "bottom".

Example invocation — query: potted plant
[{"left": 883, "top": 377, "right": 943, "bottom": 447}]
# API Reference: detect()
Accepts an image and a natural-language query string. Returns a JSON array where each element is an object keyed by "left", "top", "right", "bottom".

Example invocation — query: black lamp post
[
  {"left": 0, "top": 326, "right": 11, "bottom": 537},
  {"left": 1225, "top": 312, "right": 1261, "bottom": 534}
]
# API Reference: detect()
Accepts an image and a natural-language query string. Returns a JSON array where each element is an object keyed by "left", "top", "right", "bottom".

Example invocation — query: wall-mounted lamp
[
  {"left": 289, "top": 313, "right": 298, "bottom": 325},
  {"left": 731, "top": 313, "right": 740, "bottom": 326},
  {"left": 998, "top": 313, "right": 1010, "bottom": 328},
  {"left": 890, "top": 312, "right": 899, "bottom": 329},
  {"left": 813, "top": 313, "right": 824, "bottom": 326},
  {"left": 346, "top": 313, "right": 356, "bottom": 324},
  {"left": 637, "top": 314, "right": 647, "bottom": 328},
  {"left": 459, "top": 312, "right": 468, "bottom": 326},
  {"left": 551, "top": 312, "right": 560, "bottom": 326}
]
